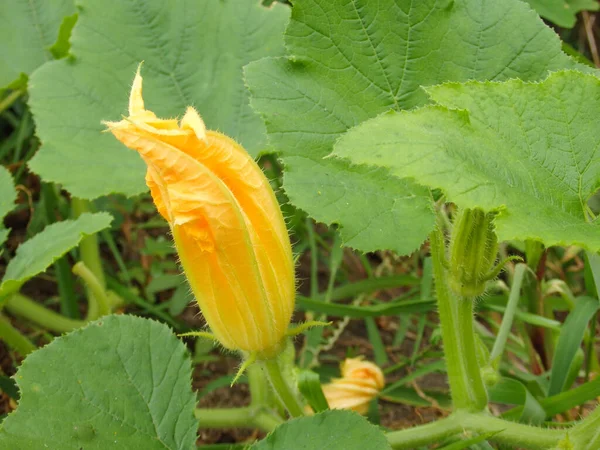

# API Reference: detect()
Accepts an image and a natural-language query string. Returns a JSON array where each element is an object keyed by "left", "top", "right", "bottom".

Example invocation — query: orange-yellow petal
[
  {"left": 321, "top": 358, "right": 385, "bottom": 415},
  {"left": 104, "top": 67, "right": 295, "bottom": 355}
]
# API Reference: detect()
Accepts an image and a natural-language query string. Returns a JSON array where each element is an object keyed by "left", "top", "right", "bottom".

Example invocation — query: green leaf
[
  {"left": 334, "top": 71, "right": 600, "bottom": 251},
  {"left": 504, "top": 375, "right": 600, "bottom": 420},
  {"left": 382, "top": 361, "right": 446, "bottom": 395},
  {"left": 483, "top": 303, "right": 561, "bottom": 331},
  {"left": 28, "top": 0, "right": 290, "bottom": 199},
  {"left": 548, "top": 296, "right": 600, "bottom": 396},
  {"left": 48, "top": 13, "right": 78, "bottom": 59},
  {"left": 0, "top": 212, "right": 112, "bottom": 298},
  {"left": 246, "top": 0, "right": 586, "bottom": 254},
  {"left": 297, "top": 370, "right": 329, "bottom": 413},
  {"left": 0, "top": 0, "right": 75, "bottom": 89},
  {"left": 251, "top": 410, "right": 391, "bottom": 450},
  {"left": 489, "top": 377, "right": 545, "bottom": 425},
  {"left": 379, "top": 385, "right": 451, "bottom": 409},
  {"left": 297, "top": 296, "right": 434, "bottom": 318},
  {"left": 525, "top": 0, "right": 599, "bottom": 28},
  {"left": 584, "top": 251, "right": 600, "bottom": 298},
  {"left": 0, "top": 315, "right": 197, "bottom": 450},
  {"left": 0, "top": 166, "right": 16, "bottom": 247}
]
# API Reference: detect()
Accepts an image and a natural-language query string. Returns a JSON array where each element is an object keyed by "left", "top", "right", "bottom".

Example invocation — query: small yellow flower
[
  {"left": 105, "top": 66, "right": 295, "bottom": 357},
  {"left": 322, "top": 358, "right": 385, "bottom": 414}
]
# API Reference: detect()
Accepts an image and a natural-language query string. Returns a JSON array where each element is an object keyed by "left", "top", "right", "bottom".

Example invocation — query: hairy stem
[
  {"left": 430, "top": 226, "right": 487, "bottom": 411},
  {"left": 387, "top": 411, "right": 567, "bottom": 449},
  {"left": 248, "top": 363, "right": 269, "bottom": 407},
  {"left": 262, "top": 358, "right": 305, "bottom": 418},
  {"left": 386, "top": 414, "right": 462, "bottom": 449}
]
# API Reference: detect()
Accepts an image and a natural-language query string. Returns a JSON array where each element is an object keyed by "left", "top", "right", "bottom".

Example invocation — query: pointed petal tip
[
  {"left": 181, "top": 106, "right": 207, "bottom": 142},
  {"left": 129, "top": 62, "right": 146, "bottom": 116}
]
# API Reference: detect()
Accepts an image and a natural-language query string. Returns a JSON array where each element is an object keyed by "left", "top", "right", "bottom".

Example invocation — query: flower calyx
[{"left": 447, "top": 208, "right": 520, "bottom": 298}]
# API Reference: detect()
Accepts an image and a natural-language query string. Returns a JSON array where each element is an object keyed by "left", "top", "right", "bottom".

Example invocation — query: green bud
[
  {"left": 480, "top": 366, "right": 500, "bottom": 387},
  {"left": 448, "top": 208, "right": 499, "bottom": 297}
]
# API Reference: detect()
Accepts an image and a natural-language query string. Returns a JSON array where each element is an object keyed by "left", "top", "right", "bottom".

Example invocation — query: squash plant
[{"left": 0, "top": 0, "right": 599, "bottom": 449}]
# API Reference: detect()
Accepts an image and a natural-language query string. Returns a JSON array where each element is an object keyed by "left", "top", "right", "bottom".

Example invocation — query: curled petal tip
[
  {"left": 321, "top": 358, "right": 385, "bottom": 414},
  {"left": 105, "top": 68, "right": 296, "bottom": 356},
  {"left": 129, "top": 63, "right": 146, "bottom": 116},
  {"left": 181, "top": 106, "right": 207, "bottom": 142}
]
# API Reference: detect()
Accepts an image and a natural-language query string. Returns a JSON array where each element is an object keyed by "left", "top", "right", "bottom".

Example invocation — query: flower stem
[
  {"left": 430, "top": 226, "right": 487, "bottom": 411},
  {"left": 195, "top": 406, "right": 282, "bottom": 432},
  {"left": 4, "top": 293, "right": 86, "bottom": 333},
  {"left": 0, "top": 313, "right": 36, "bottom": 355},
  {"left": 248, "top": 363, "right": 269, "bottom": 407},
  {"left": 262, "top": 358, "right": 305, "bottom": 418}
]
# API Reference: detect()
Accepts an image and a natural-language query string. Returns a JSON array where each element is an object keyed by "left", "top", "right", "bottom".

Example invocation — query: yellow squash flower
[
  {"left": 322, "top": 358, "right": 385, "bottom": 415},
  {"left": 105, "top": 67, "right": 295, "bottom": 357}
]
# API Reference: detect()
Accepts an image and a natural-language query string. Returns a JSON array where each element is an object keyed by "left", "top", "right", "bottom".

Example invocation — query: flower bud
[
  {"left": 448, "top": 208, "right": 499, "bottom": 297},
  {"left": 105, "top": 67, "right": 295, "bottom": 357},
  {"left": 322, "top": 358, "right": 384, "bottom": 415}
]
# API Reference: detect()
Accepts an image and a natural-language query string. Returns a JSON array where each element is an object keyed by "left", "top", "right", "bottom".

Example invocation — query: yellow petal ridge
[
  {"left": 105, "top": 66, "right": 295, "bottom": 355},
  {"left": 321, "top": 358, "right": 385, "bottom": 415}
]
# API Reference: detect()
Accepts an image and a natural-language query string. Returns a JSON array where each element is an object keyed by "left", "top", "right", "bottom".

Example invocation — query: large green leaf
[
  {"left": 548, "top": 296, "right": 600, "bottom": 396},
  {"left": 525, "top": 0, "right": 599, "bottom": 28},
  {"left": 0, "top": 0, "right": 75, "bottom": 89},
  {"left": 0, "top": 166, "right": 16, "bottom": 247},
  {"left": 251, "top": 410, "right": 391, "bottom": 450},
  {"left": 0, "top": 212, "right": 112, "bottom": 298},
  {"left": 333, "top": 71, "right": 600, "bottom": 251},
  {"left": 0, "top": 315, "right": 197, "bottom": 450},
  {"left": 245, "top": 0, "right": 585, "bottom": 254},
  {"left": 489, "top": 377, "right": 545, "bottom": 424},
  {"left": 28, "top": 0, "right": 289, "bottom": 199}
]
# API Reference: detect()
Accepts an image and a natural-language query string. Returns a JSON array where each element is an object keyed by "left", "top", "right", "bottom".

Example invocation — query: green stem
[
  {"left": 0, "top": 89, "right": 23, "bottom": 114},
  {"left": 195, "top": 406, "right": 282, "bottom": 432},
  {"left": 571, "top": 405, "right": 600, "bottom": 449},
  {"left": 462, "top": 413, "right": 565, "bottom": 449},
  {"left": 248, "top": 363, "right": 269, "bottom": 407},
  {"left": 314, "top": 274, "right": 419, "bottom": 302},
  {"left": 71, "top": 197, "right": 106, "bottom": 288},
  {"left": 386, "top": 414, "right": 462, "bottom": 449},
  {"left": 490, "top": 263, "right": 526, "bottom": 361},
  {"left": 387, "top": 412, "right": 567, "bottom": 449},
  {"left": 42, "top": 183, "right": 79, "bottom": 318},
  {"left": 0, "top": 313, "right": 36, "bottom": 355},
  {"left": 262, "top": 358, "right": 305, "bottom": 418},
  {"left": 72, "top": 262, "right": 111, "bottom": 320},
  {"left": 54, "top": 257, "right": 79, "bottom": 318},
  {"left": 4, "top": 293, "right": 86, "bottom": 333},
  {"left": 106, "top": 276, "right": 185, "bottom": 330},
  {"left": 430, "top": 227, "right": 488, "bottom": 411}
]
